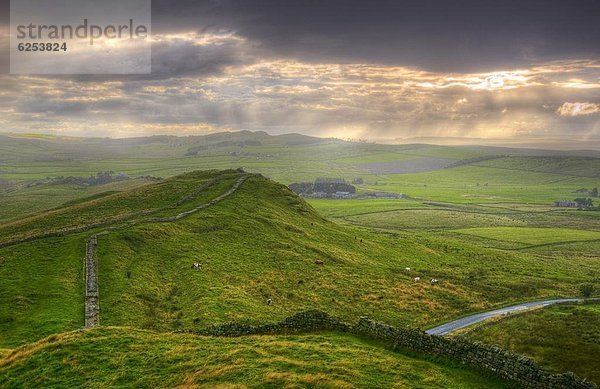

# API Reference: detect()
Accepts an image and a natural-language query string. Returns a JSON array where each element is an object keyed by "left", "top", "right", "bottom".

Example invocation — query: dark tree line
[
  {"left": 46, "top": 171, "right": 130, "bottom": 187},
  {"left": 289, "top": 178, "right": 356, "bottom": 195}
]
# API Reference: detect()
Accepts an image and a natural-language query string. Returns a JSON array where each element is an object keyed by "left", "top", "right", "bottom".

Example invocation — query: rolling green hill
[
  {"left": 1, "top": 169, "right": 598, "bottom": 350},
  {"left": 1, "top": 161, "right": 599, "bottom": 386},
  {"left": 3, "top": 131, "right": 600, "bottom": 224}
]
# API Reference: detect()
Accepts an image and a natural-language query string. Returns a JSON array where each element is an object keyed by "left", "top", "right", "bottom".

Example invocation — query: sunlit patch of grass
[{"left": 0, "top": 328, "right": 508, "bottom": 388}]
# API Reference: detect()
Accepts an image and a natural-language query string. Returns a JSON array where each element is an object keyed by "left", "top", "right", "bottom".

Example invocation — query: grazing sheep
[
  {"left": 267, "top": 298, "right": 273, "bottom": 305},
  {"left": 191, "top": 263, "right": 201, "bottom": 270},
  {"left": 405, "top": 267, "right": 411, "bottom": 272},
  {"left": 430, "top": 278, "right": 439, "bottom": 285},
  {"left": 413, "top": 277, "right": 421, "bottom": 282}
]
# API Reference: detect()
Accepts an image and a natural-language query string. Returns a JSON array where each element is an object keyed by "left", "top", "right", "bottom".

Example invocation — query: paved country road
[{"left": 426, "top": 298, "right": 583, "bottom": 336}]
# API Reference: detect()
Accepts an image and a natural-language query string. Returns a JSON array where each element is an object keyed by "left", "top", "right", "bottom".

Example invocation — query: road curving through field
[{"left": 426, "top": 298, "right": 583, "bottom": 336}]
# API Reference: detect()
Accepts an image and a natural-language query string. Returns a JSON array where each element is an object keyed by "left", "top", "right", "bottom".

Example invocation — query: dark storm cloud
[
  {"left": 2, "top": 0, "right": 599, "bottom": 75},
  {"left": 0, "top": 0, "right": 598, "bottom": 140},
  {"left": 150, "top": 33, "right": 253, "bottom": 77},
  {"left": 151, "top": 0, "right": 600, "bottom": 72}
]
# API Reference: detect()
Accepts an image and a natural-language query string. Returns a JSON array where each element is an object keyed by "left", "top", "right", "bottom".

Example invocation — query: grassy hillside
[
  {"left": 1, "top": 132, "right": 599, "bottom": 386},
  {"left": 0, "top": 179, "right": 156, "bottom": 223},
  {"left": 463, "top": 303, "right": 600, "bottom": 385},
  {"left": 0, "top": 170, "right": 242, "bottom": 246},
  {"left": 2, "top": 169, "right": 599, "bottom": 349},
  {"left": 0, "top": 328, "right": 507, "bottom": 388}
]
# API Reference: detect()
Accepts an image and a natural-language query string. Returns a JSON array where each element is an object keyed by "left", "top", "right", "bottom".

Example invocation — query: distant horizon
[{"left": 3, "top": 129, "right": 600, "bottom": 152}]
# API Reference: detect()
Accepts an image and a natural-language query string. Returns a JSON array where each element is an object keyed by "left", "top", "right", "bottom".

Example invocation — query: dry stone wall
[
  {"left": 84, "top": 235, "right": 99, "bottom": 328},
  {"left": 181, "top": 310, "right": 596, "bottom": 389}
]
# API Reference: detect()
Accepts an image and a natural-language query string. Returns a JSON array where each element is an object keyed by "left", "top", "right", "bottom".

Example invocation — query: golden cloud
[{"left": 557, "top": 102, "right": 600, "bottom": 116}]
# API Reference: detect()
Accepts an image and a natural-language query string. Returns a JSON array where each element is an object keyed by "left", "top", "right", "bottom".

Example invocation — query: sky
[{"left": 0, "top": 0, "right": 599, "bottom": 142}]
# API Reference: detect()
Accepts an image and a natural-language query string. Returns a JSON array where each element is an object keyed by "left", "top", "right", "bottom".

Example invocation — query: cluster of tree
[
  {"left": 574, "top": 197, "right": 600, "bottom": 211},
  {"left": 289, "top": 178, "right": 356, "bottom": 195},
  {"left": 574, "top": 197, "right": 596, "bottom": 209},
  {"left": 47, "top": 171, "right": 131, "bottom": 187},
  {"left": 288, "top": 182, "right": 314, "bottom": 195},
  {"left": 580, "top": 283, "right": 595, "bottom": 298},
  {"left": 574, "top": 187, "right": 598, "bottom": 197},
  {"left": 313, "top": 178, "right": 356, "bottom": 194}
]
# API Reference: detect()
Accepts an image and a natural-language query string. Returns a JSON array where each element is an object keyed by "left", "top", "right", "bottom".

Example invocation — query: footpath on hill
[{"left": 82, "top": 173, "right": 251, "bottom": 328}]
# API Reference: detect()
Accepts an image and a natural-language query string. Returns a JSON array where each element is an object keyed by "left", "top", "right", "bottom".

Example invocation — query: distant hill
[
  {"left": 472, "top": 156, "right": 600, "bottom": 178},
  {"left": 394, "top": 136, "right": 600, "bottom": 154},
  {"left": 0, "top": 131, "right": 331, "bottom": 162}
]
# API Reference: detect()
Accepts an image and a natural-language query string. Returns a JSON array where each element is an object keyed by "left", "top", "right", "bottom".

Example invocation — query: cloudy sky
[{"left": 0, "top": 0, "right": 599, "bottom": 141}]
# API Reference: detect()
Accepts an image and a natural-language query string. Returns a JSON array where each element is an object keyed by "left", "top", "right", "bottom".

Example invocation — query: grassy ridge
[
  {"left": 1, "top": 133, "right": 599, "bottom": 386},
  {"left": 0, "top": 171, "right": 241, "bottom": 246},
  {"left": 0, "top": 179, "right": 156, "bottom": 223},
  {"left": 0, "top": 328, "right": 507, "bottom": 388},
  {"left": 463, "top": 303, "right": 600, "bottom": 385},
  {"left": 1, "top": 170, "right": 599, "bottom": 349}
]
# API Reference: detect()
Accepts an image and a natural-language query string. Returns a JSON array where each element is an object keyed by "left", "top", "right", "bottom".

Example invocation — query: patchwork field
[{"left": 2, "top": 133, "right": 600, "bottom": 215}]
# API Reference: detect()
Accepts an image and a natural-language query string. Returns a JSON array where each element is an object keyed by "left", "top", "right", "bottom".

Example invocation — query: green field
[
  {"left": 463, "top": 303, "right": 600, "bottom": 384},
  {"left": 0, "top": 328, "right": 507, "bottom": 388},
  {"left": 1, "top": 132, "right": 600, "bottom": 386},
  {"left": 2, "top": 133, "right": 599, "bottom": 220},
  {"left": 455, "top": 227, "right": 600, "bottom": 247},
  {"left": 2, "top": 170, "right": 599, "bottom": 350}
]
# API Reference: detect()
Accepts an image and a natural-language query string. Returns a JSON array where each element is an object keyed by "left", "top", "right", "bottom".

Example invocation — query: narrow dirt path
[
  {"left": 84, "top": 235, "right": 100, "bottom": 328},
  {"left": 149, "top": 175, "right": 250, "bottom": 222},
  {"left": 0, "top": 173, "right": 249, "bottom": 250}
]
